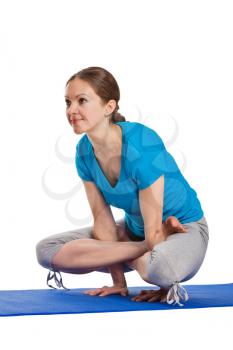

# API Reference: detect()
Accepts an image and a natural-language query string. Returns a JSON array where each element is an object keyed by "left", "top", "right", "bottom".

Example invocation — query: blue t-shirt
[{"left": 75, "top": 121, "right": 204, "bottom": 238}]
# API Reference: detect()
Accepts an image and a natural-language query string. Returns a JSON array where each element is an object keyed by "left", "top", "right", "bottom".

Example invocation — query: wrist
[
  {"left": 147, "top": 231, "right": 166, "bottom": 251},
  {"left": 114, "top": 282, "right": 127, "bottom": 288},
  {"left": 107, "top": 263, "right": 127, "bottom": 287}
]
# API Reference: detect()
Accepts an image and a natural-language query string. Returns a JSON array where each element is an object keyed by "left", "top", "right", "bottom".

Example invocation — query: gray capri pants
[{"left": 36, "top": 215, "right": 209, "bottom": 306}]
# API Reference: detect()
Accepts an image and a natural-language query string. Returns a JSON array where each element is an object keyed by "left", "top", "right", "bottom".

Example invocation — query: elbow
[
  {"left": 145, "top": 235, "right": 156, "bottom": 251},
  {"left": 92, "top": 225, "right": 118, "bottom": 241},
  {"left": 145, "top": 229, "right": 164, "bottom": 251},
  {"left": 145, "top": 239, "right": 155, "bottom": 252}
]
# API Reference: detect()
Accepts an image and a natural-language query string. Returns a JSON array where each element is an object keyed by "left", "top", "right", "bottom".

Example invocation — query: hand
[
  {"left": 131, "top": 288, "right": 168, "bottom": 303},
  {"left": 83, "top": 285, "right": 129, "bottom": 297}
]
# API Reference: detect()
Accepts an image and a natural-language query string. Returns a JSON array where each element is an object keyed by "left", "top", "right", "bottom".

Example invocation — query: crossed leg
[
  {"left": 121, "top": 216, "right": 188, "bottom": 302},
  {"left": 123, "top": 218, "right": 208, "bottom": 303},
  {"left": 37, "top": 215, "right": 188, "bottom": 302}
]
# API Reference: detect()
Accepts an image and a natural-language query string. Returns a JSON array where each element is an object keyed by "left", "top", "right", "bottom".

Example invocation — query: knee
[
  {"left": 35, "top": 238, "right": 54, "bottom": 270},
  {"left": 145, "top": 247, "right": 180, "bottom": 289}
]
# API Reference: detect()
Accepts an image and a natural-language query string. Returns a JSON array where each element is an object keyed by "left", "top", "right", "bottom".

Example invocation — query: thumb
[{"left": 121, "top": 289, "right": 128, "bottom": 296}]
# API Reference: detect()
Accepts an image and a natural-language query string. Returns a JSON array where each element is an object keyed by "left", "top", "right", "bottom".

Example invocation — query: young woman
[{"left": 36, "top": 66, "right": 209, "bottom": 306}]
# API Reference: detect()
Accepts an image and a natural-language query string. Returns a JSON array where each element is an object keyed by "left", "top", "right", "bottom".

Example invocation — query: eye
[
  {"left": 79, "top": 98, "right": 86, "bottom": 104},
  {"left": 65, "top": 98, "right": 87, "bottom": 107},
  {"left": 65, "top": 99, "right": 71, "bottom": 107}
]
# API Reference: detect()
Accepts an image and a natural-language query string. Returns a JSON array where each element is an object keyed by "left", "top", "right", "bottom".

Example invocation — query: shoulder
[
  {"left": 122, "top": 121, "right": 165, "bottom": 155},
  {"left": 76, "top": 134, "right": 91, "bottom": 157},
  {"left": 123, "top": 122, "right": 166, "bottom": 189}
]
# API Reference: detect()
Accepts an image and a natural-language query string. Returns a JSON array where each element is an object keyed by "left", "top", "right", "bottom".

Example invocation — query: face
[{"left": 65, "top": 78, "right": 115, "bottom": 134}]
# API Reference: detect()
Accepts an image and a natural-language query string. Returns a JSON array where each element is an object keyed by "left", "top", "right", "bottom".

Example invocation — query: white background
[{"left": 0, "top": 0, "right": 232, "bottom": 349}]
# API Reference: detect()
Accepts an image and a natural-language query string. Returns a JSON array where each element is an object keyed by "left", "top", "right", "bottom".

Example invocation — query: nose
[
  {"left": 67, "top": 101, "right": 79, "bottom": 114},
  {"left": 66, "top": 102, "right": 81, "bottom": 123}
]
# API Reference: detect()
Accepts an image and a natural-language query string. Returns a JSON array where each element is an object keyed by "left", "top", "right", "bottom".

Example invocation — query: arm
[
  {"left": 83, "top": 180, "right": 127, "bottom": 287},
  {"left": 138, "top": 175, "right": 165, "bottom": 251}
]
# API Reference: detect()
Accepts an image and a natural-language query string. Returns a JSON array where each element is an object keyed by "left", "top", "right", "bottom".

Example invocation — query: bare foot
[
  {"left": 118, "top": 216, "right": 187, "bottom": 243},
  {"left": 131, "top": 288, "right": 168, "bottom": 303},
  {"left": 163, "top": 216, "right": 188, "bottom": 237}
]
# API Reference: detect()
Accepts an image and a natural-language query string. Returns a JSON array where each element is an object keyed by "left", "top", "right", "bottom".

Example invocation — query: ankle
[{"left": 161, "top": 222, "right": 169, "bottom": 236}]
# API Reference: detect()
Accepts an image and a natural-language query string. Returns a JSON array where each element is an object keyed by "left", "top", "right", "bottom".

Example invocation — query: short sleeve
[
  {"left": 130, "top": 125, "right": 165, "bottom": 190},
  {"left": 75, "top": 142, "right": 94, "bottom": 182}
]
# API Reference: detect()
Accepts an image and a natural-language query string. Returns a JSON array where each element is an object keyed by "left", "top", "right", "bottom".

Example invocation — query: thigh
[
  {"left": 95, "top": 217, "right": 135, "bottom": 273},
  {"left": 74, "top": 219, "right": 134, "bottom": 274},
  {"left": 36, "top": 225, "right": 95, "bottom": 270},
  {"left": 36, "top": 218, "right": 134, "bottom": 273},
  {"left": 148, "top": 216, "right": 209, "bottom": 282}
]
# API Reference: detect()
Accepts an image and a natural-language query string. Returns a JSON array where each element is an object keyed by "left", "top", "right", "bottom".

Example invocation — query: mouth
[{"left": 71, "top": 119, "right": 83, "bottom": 125}]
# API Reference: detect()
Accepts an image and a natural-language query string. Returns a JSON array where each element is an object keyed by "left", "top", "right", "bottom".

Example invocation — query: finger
[
  {"left": 121, "top": 290, "right": 128, "bottom": 296},
  {"left": 131, "top": 293, "right": 145, "bottom": 300},
  {"left": 84, "top": 291, "right": 98, "bottom": 295},
  {"left": 84, "top": 289, "right": 99, "bottom": 294},
  {"left": 139, "top": 293, "right": 157, "bottom": 301},
  {"left": 131, "top": 290, "right": 153, "bottom": 300},
  {"left": 84, "top": 288, "right": 102, "bottom": 295},
  {"left": 131, "top": 294, "right": 142, "bottom": 300},
  {"left": 132, "top": 294, "right": 152, "bottom": 302},
  {"left": 137, "top": 289, "right": 154, "bottom": 295},
  {"left": 147, "top": 294, "right": 164, "bottom": 302},
  {"left": 160, "top": 295, "right": 168, "bottom": 303},
  {"left": 131, "top": 295, "right": 142, "bottom": 301},
  {"left": 149, "top": 291, "right": 168, "bottom": 303},
  {"left": 147, "top": 292, "right": 164, "bottom": 302},
  {"left": 132, "top": 290, "right": 164, "bottom": 302},
  {"left": 83, "top": 290, "right": 95, "bottom": 295},
  {"left": 147, "top": 297, "right": 160, "bottom": 302}
]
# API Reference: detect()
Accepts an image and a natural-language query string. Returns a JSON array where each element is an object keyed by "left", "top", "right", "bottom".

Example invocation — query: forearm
[
  {"left": 146, "top": 228, "right": 166, "bottom": 251},
  {"left": 107, "top": 263, "right": 127, "bottom": 286},
  {"left": 93, "top": 225, "right": 127, "bottom": 286},
  {"left": 93, "top": 222, "right": 119, "bottom": 242}
]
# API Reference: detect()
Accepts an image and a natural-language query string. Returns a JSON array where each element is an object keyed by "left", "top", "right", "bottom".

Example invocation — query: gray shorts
[
  {"left": 36, "top": 215, "right": 209, "bottom": 277},
  {"left": 146, "top": 216, "right": 209, "bottom": 287},
  {"left": 36, "top": 216, "right": 209, "bottom": 305},
  {"left": 36, "top": 220, "right": 134, "bottom": 274}
]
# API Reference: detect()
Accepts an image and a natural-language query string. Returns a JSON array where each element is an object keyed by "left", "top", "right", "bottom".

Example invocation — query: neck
[{"left": 86, "top": 122, "right": 121, "bottom": 157}]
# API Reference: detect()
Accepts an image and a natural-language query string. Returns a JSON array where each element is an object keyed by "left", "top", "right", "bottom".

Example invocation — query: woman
[{"left": 36, "top": 66, "right": 209, "bottom": 306}]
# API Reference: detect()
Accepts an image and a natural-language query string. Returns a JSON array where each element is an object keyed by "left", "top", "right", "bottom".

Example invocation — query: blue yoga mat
[{"left": 1, "top": 283, "right": 233, "bottom": 317}]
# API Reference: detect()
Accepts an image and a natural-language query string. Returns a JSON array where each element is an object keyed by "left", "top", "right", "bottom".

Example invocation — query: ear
[{"left": 105, "top": 99, "right": 117, "bottom": 115}]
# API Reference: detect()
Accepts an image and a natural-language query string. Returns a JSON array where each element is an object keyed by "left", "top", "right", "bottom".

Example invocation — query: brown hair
[{"left": 65, "top": 66, "right": 126, "bottom": 124}]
